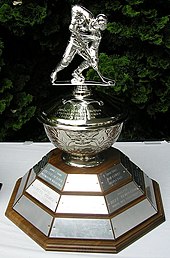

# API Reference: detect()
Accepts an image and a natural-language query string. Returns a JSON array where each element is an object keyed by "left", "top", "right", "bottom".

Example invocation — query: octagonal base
[{"left": 5, "top": 148, "right": 165, "bottom": 253}]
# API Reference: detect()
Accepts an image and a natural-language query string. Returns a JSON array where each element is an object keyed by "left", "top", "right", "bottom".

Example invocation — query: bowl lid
[{"left": 39, "top": 85, "right": 127, "bottom": 130}]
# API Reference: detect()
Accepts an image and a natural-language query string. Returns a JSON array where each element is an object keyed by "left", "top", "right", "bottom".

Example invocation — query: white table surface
[{"left": 0, "top": 141, "right": 169, "bottom": 258}]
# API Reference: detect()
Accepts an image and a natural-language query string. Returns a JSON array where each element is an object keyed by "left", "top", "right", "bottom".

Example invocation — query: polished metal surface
[
  {"left": 41, "top": 88, "right": 125, "bottom": 129},
  {"left": 111, "top": 199, "right": 157, "bottom": 238},
  {"left": 50, "top": 218, "right": 114, "bottom": 239},
  {"left": 26, "top": 169, "right": 36, "bottom": 188},
  {"left": 45, "top": 123, "right": 122, "bottom": 167},
  {"left": 13, "top": 0, "right": 22, "bottom": 5},
  {"left": 38, "top": 163, "right": 67, "bottom": 190},
  {"left": 40, "top": 88, "right": 126, "bottom": 167},
  {"left": 99, "top": 164, "right": 131, "bottom": 192},
  {"left": 56, "top": 195, "right": 108, "bottom": 214},
  {"left": 106, "top": 181, "right": 144, "bottom": 214},
  {"left": 14, "top": 195, "right": 53, "bottom": 236},
  {"left": 50, "top": 5, "right": 113, "bottom": 85},
  {"left": 26, "top": 179, "right": 60, "bottom": 212},
  {"left": 13, "top": 171, "right": 29, "bottom": 205},
  {"left": 63, "top": 174, "right": 101, "bottom": 192},
  {"left": 121, "top": 154, "right": 145, "bottom": 191},
  {"left": 129, "top": 163, "right": 145, "bottom": 191},
  {"left": 32, "top": 152, "right": 50, "bottom": 174},
  {"left": 144, "top": 173, "right": 157, "bottom": 210}
]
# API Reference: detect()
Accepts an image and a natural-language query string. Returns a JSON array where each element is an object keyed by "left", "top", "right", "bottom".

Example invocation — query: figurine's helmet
[{"left": 96, "top": 14, "right": 107, "bottom": 31}]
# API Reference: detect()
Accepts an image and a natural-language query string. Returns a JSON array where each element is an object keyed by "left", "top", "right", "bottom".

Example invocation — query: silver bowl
[{"left": 39, "top": 85, "right": 126, "bottom": 167}]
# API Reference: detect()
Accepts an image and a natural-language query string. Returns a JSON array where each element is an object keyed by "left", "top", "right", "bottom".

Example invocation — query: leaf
[{"left": 122, "top": 5, "right": 140, "bottom": 17}]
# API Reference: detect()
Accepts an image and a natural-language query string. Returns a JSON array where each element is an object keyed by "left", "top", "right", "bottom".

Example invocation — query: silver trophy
[
  {"left": 6, "top": 5, "right": 165, "bottom": 253},
  {"left": 42, "top": 5, "right": 120, "bottom": 167}
]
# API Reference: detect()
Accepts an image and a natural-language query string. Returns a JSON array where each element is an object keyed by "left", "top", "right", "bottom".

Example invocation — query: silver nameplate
[
  {"left": 106, "top": 181, "right": 143, "bottom": 213},
  {"left": 14, "top": 195, "right": 53, "bottom": 236},
  {"left": 63, "top": 174, "right": 101, "bottom": 192},
  {"left": 38, "top": 163, "right": 67, "bottom": 190},
  {"left": 128, "top": 162, "right": 145, "bottom": 191},
  {"left": 50, "top": 218, "right": 114, "bottom": 239},
  {"left": 131, "top": 163, "right": 145, "bottom": 190},
  {"left": 26, "top": 169, "right": 36, "bottom": 188},
  {"left": 111, "top": 199, "right": 157, "bottom": 238},
  {"left": 32, "top": 153, "right": 50, "bottom": 174},
  {"left": 144, "top": 173, "right": 157, "bottom": 210},
  {"left": 99, "top": 164, "right": 131, "bottom": 192},
  {"left": 120, "top": 154, "right": 145, "bottom": 191},
  {"left": 26, "top": 179, "right": 60, "bottom": 211},
  {"left": 13, "top": 171, "right": 29, "bottom": 205},
  {"left": 56, "top": 195, "right": 108, "bottom": 214}
]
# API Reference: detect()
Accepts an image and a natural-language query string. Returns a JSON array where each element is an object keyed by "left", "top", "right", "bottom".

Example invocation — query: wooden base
[{"left": 5, "top": 148, "right": 165, "bottom": 253}]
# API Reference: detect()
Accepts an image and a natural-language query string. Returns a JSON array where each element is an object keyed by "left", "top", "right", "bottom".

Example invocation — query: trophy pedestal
[{"left": 6, "top": 147, "right": 165, "bottom": 253}]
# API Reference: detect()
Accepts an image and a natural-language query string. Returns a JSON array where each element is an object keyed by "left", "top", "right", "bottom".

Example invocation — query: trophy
[{"left": 6, "top": 5, "right": 165, "bottom": 253}]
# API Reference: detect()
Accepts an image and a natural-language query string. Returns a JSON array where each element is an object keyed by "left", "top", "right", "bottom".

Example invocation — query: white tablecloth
[{"left": 0, "top": 141, "right": 169, "bottom": 258}]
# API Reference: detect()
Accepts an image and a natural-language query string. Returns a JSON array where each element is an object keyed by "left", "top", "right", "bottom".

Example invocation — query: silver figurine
[
  {"left": 51, "top": 5, "right": 113, "bottom": 85},
  {"left": 40, "top": 5, "right": 123, "bottom": 168}
]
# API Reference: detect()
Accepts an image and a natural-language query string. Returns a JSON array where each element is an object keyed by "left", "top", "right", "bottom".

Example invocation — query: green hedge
[{"left": 0, "top": 0, "right": 170, "bottom": 141}]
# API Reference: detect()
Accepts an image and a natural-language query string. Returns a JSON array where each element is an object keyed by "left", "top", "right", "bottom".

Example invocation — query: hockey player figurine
[{"left": 51, "top": 5, "right": 113, "bottom": 85}]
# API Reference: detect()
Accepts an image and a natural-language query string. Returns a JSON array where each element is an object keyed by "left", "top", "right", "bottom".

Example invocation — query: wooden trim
[{"left": 5, "top": 177, "right": 165, "bottom": 253}]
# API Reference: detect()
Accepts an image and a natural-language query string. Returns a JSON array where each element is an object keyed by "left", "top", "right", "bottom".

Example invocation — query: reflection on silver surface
[
  {"left": 50, "top": 218, "right": 114, "bottom": 239},
  {"left": 33, "top": 153, "right": 50, "bottom": 174},
  {"left": 33, "top": 162, "right": 42, "bottom": 175},
  {"left": 13, "top": 0, "right": 22, "bottom": 5},
  {"left": 13, "top": 171, "right": 29, "bottom": 205},
  {"left": 14, "top": 195, "right": 53, "bottom": 236},
  {"left": 38, "top": 163, "right": 67, "bottom": 190},
  {"left": 56, "top": 195, "right": 108, "bottom": 214},
  {"left": 99, "top": 164, "right": 131, "bottom": 192},
  {"left": 121, "top": 154, "right": 145, "bottom": 192},
  {"left": 26, "top": 179, "right": 60, "bottom": 211},
  {"left": 63, "top": 174, "right": 101, "bottom": 192},
  {"left": 130, "top": 163, "right": 145, "bottom": 191},
  {"left": 106, "top": 181, "right": 143, "bottom": 213},
  {"left": 26, "top": 169, "right": 36, "bottom": 188},
  {"left": 111, "top": 199, "right": 157, "bottom": 238},
  {"left": 144, "top": 173, "right": 157, "bottom": 210},
  {"left": 45, "top": 123, "right": 123, "bottom": 167}
]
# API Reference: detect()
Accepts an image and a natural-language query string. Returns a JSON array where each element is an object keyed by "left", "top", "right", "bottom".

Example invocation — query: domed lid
[{"left": 39, "top": 85, "right": 127, "bottom": 130}]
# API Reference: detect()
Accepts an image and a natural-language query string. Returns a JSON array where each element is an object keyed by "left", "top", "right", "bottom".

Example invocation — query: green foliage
[
  {"left": 0, "top": 0, "right": 69, "bottom": 141},
  {"left": 0, "top": 1, "right": 47, "bottom": 35},
  {"left": 0, "top": 63, "right": 36, "bottom": 140},
  {"left": 0, "top": 0, "right": 170, "bottom": 141},
  {"left": 0, "top": 38, "right": 4, "bottom": 70},
  {"left": 86, "top": 0, "right": 170, "bottom": 139},
  {"left": 0, "top": 36, "right": 36, "bottom": 139}
]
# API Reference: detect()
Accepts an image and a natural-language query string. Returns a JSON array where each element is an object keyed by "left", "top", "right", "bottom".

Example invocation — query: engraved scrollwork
[{"left": 44, "top": 123, "right": 122, "bottom": 158}]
